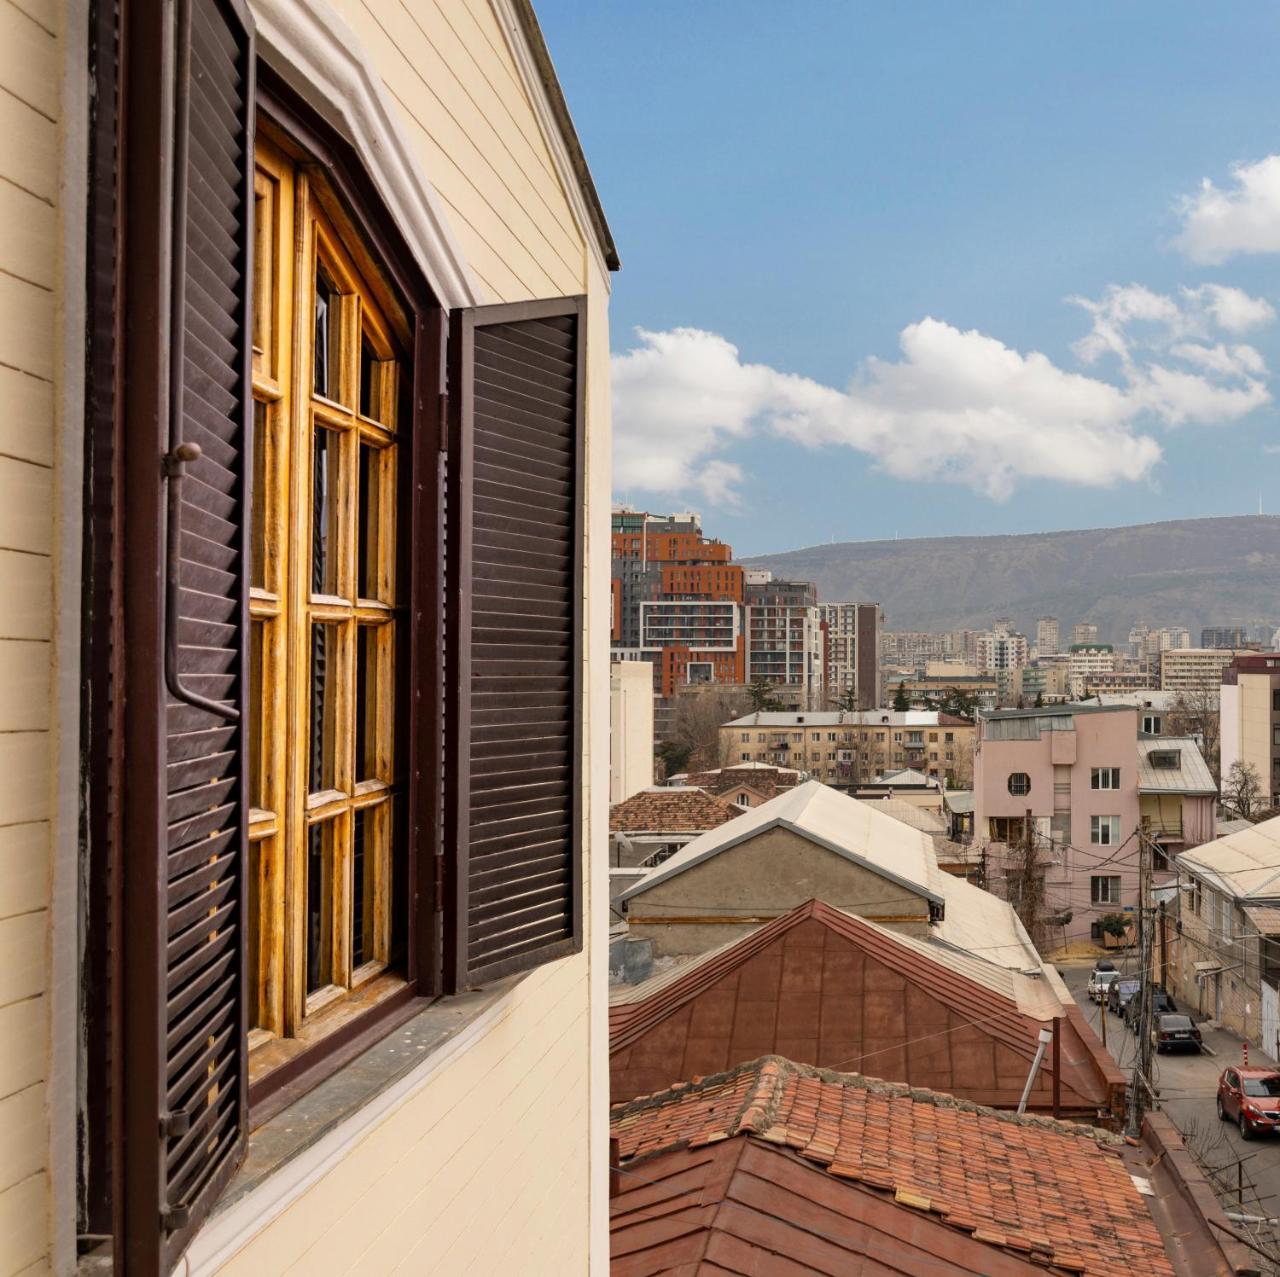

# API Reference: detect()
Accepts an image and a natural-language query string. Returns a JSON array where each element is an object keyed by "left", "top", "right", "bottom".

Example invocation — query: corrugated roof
[
  {"left": 1177, "top": 813, "right": 1280, "bottom": 901},
  {"left": 609, "top": 787, "right": 741, "bottom": 834},
  {"left": 1135, "top": 736, "right": 1216, "bottom": 796},
  {"left": 611, "top": 1057, "right": 1174, "bottom": 1277},
  {"left": 609, "top": 901, "right": 1117, "bottom": 1115},
  {"left": 621, "top": 782, "right": 1041, "bottom": 970}
]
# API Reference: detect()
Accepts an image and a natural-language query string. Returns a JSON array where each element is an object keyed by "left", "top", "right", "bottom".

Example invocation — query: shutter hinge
[
  {"left": 160, "top": 1107, "right": 192, "bottom": 1138},
  {"left": 162, "top": 1203, "right": 191, "bottom": 1231},
  {"left": 433, "top": 854, "right": 445, "bottom": 911}
]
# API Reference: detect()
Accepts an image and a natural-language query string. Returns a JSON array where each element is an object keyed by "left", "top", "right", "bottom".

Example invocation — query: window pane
[
  {"left": 311, "top": 426, "right": 341, "bottom": 596},
  {"left": 306, "top": 820, "right": 336, "bottom": 994},
  {"left": 309, "top": 622, "right": 341, "bottom": 793},
  {"left": 251, "top": 400, "right": 268, "bottom": 590},
  {"left": 355, "top": 624, "right": 377, "bottom": 783},
  {"left": 360, "top": 333, "right": 377, "bottom": 420},
  {"left": 352, "top": 804, "right": 384, "bottom": 970},
  {"left": 314, "top": 267, "right": 343, "bottom": 400},
  {"left": 249, "top": 837, "right": 264, "bottom": 1028},
  {"left": 357, "top": 441, "right": 381, "bottom": 601},
  {"left": 249, "top": 620, "right": 265, "bottom": 809}
]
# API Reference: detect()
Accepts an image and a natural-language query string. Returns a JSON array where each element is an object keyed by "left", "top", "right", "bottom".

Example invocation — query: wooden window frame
[{"left": 239, "top": 75, "right": 448, "bottom": 1120}]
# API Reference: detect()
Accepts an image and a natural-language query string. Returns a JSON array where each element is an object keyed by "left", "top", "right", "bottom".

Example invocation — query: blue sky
[{"left": 537, "top": 2, "right": 1280, "bottom": 555}]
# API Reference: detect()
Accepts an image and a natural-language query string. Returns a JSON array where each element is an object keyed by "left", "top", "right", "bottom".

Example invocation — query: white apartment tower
[{"left": 1036, "top": 616, "right": 1060, "bottom": 656}]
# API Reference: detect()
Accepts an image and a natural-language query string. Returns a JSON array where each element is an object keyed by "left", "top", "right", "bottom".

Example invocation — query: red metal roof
[
  {"left": 611, "top": 1056, "right": 1175, "bottom": 1277},
  {"left": 610, "top": 900, "right": 1122, "bottom": 1119}
]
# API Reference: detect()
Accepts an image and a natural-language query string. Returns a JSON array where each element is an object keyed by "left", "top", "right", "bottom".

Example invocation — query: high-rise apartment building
[
  {"left": 976, "top": 629, "right": 1030, "bottom": 673},
  {"left": 1221, "top": 653, "right": 1280, "bottom": 806},
  {"left": 744, "top": 572, "right": 824, "bottom": 710},
  {"left": 1203, "top": 626, "right": 1251, "bottom": 649},
  {"left": 1036, "top": 616, "right": 1060, "bottom": 656},
  {"left": 611, "top": 507, "right": 746, "bottom": 697},
  {"left": 1067, "top": 643, "right": 1116, "bottom": 697},
  {"left": 1072, "top": 622, "right": 1099, "bottom": 645},
  {"left": 1159, "top": 647, "right": 1241, "bottom": 694},
  {"left": 819, "top": 602, "right": 882, "bottom": 710}
]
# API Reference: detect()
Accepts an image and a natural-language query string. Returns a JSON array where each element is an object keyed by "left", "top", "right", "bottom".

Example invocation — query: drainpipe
[{"left": 1018, "top": 1027, "right": 1054, "bottom": 1115}]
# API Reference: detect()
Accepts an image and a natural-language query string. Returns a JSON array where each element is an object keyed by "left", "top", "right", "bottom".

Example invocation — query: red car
[{"left": 1217, "top": 1067, "right": 1280, "bottom": 1139}]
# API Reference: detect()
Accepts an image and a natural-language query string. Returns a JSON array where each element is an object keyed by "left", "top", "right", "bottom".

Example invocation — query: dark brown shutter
[
  {"left": 447, "top": 298, "right": 585, "bottom": 988},
  {"left": 120, "top": 0, "right": 254, "bottom": 1269}
]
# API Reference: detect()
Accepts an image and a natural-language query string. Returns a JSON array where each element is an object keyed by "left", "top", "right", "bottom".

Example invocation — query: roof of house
[
  {"left": 1177, "top": 813, "right": 1280, "bottom": 901},
  {"left": 611, "top": 1056, "right": 1175, "bottom": 1277},
  {"left": 723, "top": 710, "right": 972, "bottom": 728},
  {"left": 609, "top": 901, "right": 1119, "bottom": 1114},
  {"left": 873, "top": 798, "right": 947, "bottom": 833},
  {"left": 1217, "top": 818, "right": 1255, "bottom": 838},
  {"left": 609, "top": 787, "right": 742, "bottom": 835},
  {"left": 981, "top": 702, "right": 1132, "bottom": 721},
  {"left": 1135, "top": 736, "right": 1216, "bottom": 796},
  {"left": 620, "top": 782, "right": 1041, "bottom": 970},
  {"left": 675, "top": 764, "right": 803, "bottom": 802},
  {"left": 877, "top": 767, "right": 938, "bottom": 788},
  {"left": 944, "top": 790, "right": 976, "bottom": 814}
]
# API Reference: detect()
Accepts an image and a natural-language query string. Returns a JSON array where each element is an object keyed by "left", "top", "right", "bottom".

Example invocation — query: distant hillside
[{"left": 742, "top": 516, "right": 1280, "bottom": 642}]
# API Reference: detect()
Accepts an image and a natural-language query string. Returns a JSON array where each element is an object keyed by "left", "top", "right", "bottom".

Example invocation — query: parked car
[
  {"left": 1123, "top": 987, "right": 1176, "bottom": 1028},
  {"left": 1087, "top": 966, "right": 1120, "bottom": 1003},
  {"left": 1217, "top": 1068, "right": 1280, "bottom": 1139},
  {"left": 1151, "top": 1013, "right": 1202, "bottom": 1054},
  {"left": 1107, "top": 979, "right": 1141, "bottom": 1017}
]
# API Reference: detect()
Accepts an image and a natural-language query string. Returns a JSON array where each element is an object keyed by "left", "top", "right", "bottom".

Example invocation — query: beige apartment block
[
  {"left": 721, "top": 710, "right": 975, "bottom": 788},
  {"left": 0, "top": 1, "right": 617, "bottom": 1274},
  {"left": 1159, "top": 646, "right": 1241, "bottom": 693},
  {"left": 1221, "top": 653, "right": 1280, "bottom": 806},
  {"left": 610, "top": 660, "right": 655, "bottom": 803}
]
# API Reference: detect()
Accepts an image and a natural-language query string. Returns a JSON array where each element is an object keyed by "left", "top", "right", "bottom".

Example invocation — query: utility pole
[{"left": 1129, "top": 830, "right": 1156, "bottom": 1137}]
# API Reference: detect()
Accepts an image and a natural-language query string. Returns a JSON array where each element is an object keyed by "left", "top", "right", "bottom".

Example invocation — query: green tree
[
  {"left": 835, "top": 687, "right": 859, "bottom": 713},
  {"left": 655, "top": 740, "right": 692, "bottom": 779},
  {"left": 1033, "top": 690, "right": 1044, "bottom": 708},
  {"left": 892, "top": 680, "right": 911, "bottom": 712},
  {"left": 748, "top": 678, "right": 784, "bottom": 712}
]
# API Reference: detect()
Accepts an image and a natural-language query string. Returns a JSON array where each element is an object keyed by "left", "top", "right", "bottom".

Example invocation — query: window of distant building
[
  {"left": 1090, "top": 875, "right": 1122, "bottom": 905},
  {"left": 1142, "top": 714, "right": 1161, "bottom": 734},
  {"left": 1007, "top": 772, "right": 1031, "bottom": 796},
  {"left": 1090, "top": 767, "right": 1121, "bottom": 789},
  {"left": 1091, "top": 815, "right": 1121, "bottom": 845}
]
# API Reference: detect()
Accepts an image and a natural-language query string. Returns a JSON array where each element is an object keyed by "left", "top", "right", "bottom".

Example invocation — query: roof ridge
[{"left": 611, "top": 1053, "right": 1123, "bottom": 1148}]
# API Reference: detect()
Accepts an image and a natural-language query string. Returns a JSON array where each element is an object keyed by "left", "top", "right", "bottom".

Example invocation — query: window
[
  {"left": 1142, "top": 714, "right": 1161, "bottom": 734},
  {"left": 1273, "top": 688, "right": 1280, "bottom": 712},
  {"left": 247, "top": 134, "right": 409, "bottom": 1073},
  {"left": 1007, "top": 772, "right": 1031, "bottom": 795},
  {"left": 1091, "top": 815, "right": 1121, "bottom": 845},
  {"left": 1148, "top": 751, "right": 1180, "bottom": 770},
  {"left": 945, "top": 732, "right": 954, "bottom": 743},
  {"left": 741, "top": 732, "right": 750, "bottom": 742},
  {"left": 1090, "top": 767, "right": 1120, "bottom": 789},
  {"left": 1091, "top": 875, "right": 1121, "bottom": 905},
  {"left": 740, "top": 753, "right": 750, "bottom": 762},
  {"left": 929, "top": 732, "right": 938, "bottom": 742},
  {"left": 1189, "top": 879, "right": 1203, "bottom": 916},
  {"left": 738, "top": 792, "right": 750, "bottom": 804}
]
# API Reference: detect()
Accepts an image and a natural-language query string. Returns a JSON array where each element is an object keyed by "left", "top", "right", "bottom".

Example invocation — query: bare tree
[
  {"left": 667, "top": 686, "right": 752, "bottom": 776},
  {"left": 1167, "top": 681, "right": 1221, "bottom": 781},
  {"left": 1223, "top": 759, "right": 1263, "bottom": 820}
]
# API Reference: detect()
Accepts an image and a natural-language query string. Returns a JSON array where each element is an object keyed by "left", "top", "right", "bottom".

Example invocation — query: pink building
[{"left": 974, "top": 704, "right": 1215, "bottom": 948}]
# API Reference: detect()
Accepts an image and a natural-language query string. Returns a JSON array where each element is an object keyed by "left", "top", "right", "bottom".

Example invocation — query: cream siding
[
  {"left": 0, "top": 0, "right": 59, "bottom": 1268},
  {"left": 324, "top": 0, "right": 586, "bottom": 302}
]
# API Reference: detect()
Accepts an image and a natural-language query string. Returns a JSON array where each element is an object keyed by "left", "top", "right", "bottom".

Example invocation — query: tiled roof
[
  {"left": 609, "top": 787, "right": 741, "bottom": 834},
  {"left": 609, "top": 900, "right": 1119, "bottom": 1115},
  {"left": 611, "top": 1056, "right": 1175, "bottom": 1277},
  {"left": 680, "top": 766, "right": 801, "bottom": 801}
]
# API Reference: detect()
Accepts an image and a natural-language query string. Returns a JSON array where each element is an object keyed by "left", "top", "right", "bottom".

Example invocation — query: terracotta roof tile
[
  {"left": 611, "top": 1056, "right": 1175, "bottom": 1277},
  {"left": 609, "top": 787, "right": 742, "bottom": 835}
]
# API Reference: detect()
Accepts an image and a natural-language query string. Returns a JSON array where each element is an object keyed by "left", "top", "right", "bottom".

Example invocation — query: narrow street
[{"left": 1062, "top": 959, "right": 1280, "bottom": 1222}]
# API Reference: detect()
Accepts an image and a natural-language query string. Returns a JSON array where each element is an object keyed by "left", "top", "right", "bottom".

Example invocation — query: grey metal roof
[
  {"left": 944, "top": 791, "right": 975, "bottom": 814},
  {"left": 1136, "top": 736, "right": 1216, "bottom": 796}
]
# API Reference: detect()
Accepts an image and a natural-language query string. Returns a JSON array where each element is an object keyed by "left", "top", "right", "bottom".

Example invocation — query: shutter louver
[
  {"left": 121, "top": 0, "right": 254, "bottom": 1269},
  {"left": 449, "top": 299, "right": 585, "bottom": 988}
]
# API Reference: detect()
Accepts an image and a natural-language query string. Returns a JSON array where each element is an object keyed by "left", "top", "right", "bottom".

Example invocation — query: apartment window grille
[
  {"left": 1090, "top": 767, "right": 1121, "bottom": 789},
  {"left": 1007, "top": 772, "right": 1031, "bottom": 795},
  {"left": 1090, "top": 815, "right": 1121, "bottom": 846},
  {"left": 1090, "top": 875, "right": 1121, "bottom": 905}
]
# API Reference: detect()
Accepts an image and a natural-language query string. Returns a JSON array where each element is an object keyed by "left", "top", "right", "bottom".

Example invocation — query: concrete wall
[
  {"left": 625, "top": 827, "right": 934, "bottom": 956},
  {"left": 610, "top": 661, "right": 654, "bottom": 804},
  {"left": 1237, "top": 671, "right": 1276, "bottom": 802}
]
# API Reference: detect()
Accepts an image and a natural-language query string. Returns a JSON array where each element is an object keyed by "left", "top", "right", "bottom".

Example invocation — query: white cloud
[
  {"left": 613, "top": 283, "right": 1275, "bottom": 507},
  {"left": 612, "top": 321, "right": 1165, "bottom": 505},
  {"left": 1175, "top": 156, "right": 1280, "bottom": 265}
]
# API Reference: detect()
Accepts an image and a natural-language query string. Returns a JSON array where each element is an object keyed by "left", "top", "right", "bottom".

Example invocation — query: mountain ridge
[{"left": 741, "top": 515, "right": 1280, "bottom": 642}]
